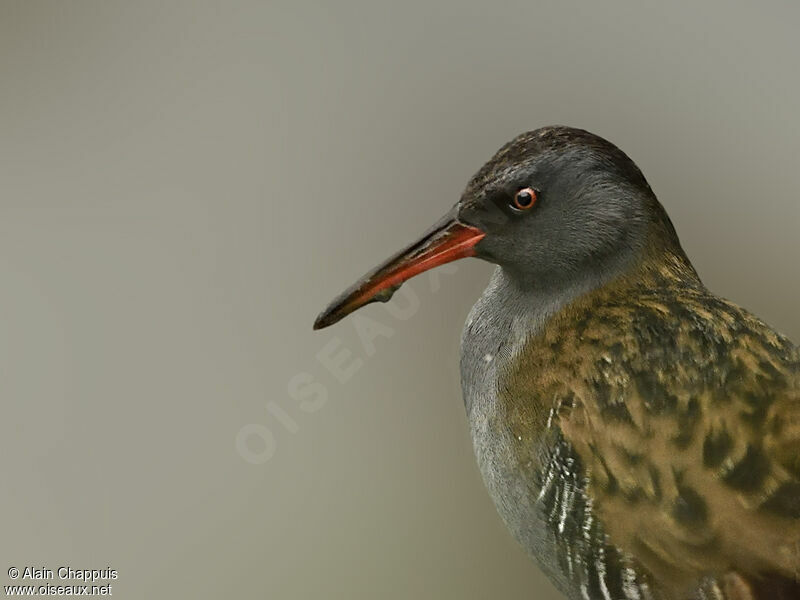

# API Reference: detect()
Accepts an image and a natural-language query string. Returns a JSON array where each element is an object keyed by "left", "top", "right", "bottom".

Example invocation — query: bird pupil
[{"left": 517, "top": 191, "right": 532, "bottom": 206}]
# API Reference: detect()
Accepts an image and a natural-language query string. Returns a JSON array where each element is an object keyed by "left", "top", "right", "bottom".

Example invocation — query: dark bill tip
[{"left": 313, "top": 214, "right": 484, "bottom": 330}]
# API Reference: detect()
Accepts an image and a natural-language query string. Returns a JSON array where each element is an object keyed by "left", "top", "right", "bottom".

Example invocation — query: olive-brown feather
[{"left": 500, "top": 255, "right": 800, "bottom": 598}]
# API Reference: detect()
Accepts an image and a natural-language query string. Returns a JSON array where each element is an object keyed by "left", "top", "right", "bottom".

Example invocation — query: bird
[{"left": 312, "top": 126, "right": 800, "bottom": 600}]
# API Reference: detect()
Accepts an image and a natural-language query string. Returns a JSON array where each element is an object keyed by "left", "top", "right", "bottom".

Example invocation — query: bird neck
[
  {"left": 497, "top": 222, "right": 701, "bottom": 334},
  {"left": 460, "top": 236, "right": 699, "bottom": 419}
]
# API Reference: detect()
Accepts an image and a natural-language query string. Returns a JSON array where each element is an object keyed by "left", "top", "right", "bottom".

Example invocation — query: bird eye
[{"left": 512, "top": 187, "right": 537, "bottom": 210}]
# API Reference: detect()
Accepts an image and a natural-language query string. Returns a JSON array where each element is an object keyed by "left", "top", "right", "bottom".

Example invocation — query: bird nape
[{"left": 313, "top": 126, "right": 800, "bottom": 600}]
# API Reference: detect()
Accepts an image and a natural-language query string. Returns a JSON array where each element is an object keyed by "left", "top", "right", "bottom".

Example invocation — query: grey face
[
  {"left": 457, "top": 127, "right": 663, "bottom": 286},
  {"left": 313, "top": 126, "right": 684, "bottom": 331}
]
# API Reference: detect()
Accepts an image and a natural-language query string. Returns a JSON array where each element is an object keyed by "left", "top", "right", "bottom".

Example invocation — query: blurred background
[{"left": 1, "top": 1, "right": 799, "bottom": 598}]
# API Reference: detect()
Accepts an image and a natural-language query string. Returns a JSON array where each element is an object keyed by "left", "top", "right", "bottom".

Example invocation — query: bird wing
[{"left": 517, "top": 285, "right": 800, "bottom": 595}]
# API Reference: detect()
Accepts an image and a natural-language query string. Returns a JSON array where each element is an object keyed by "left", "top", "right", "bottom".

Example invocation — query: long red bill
[{"left": 313, "top": 210, "right": 485, "bottom": 330}]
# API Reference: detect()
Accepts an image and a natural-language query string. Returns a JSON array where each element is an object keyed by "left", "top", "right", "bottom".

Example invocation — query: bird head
[{"left": 314, "top": 126, "right": 682, "bottom": 330}]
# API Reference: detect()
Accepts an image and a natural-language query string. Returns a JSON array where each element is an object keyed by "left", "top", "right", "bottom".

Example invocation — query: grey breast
[{"left": 460, "top": 266, "right": 576, "bottom": 595}]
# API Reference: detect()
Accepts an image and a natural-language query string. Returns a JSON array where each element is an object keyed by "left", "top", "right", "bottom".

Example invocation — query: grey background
[{"left": 1, "top": 1, "right": 799, "bottom": 598}]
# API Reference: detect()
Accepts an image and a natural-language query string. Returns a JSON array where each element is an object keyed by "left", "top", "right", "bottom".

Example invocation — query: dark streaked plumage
[
  {"left": 314, "top": 126, "right": 800, "bottom": 599},
  {"left": 475, "top": 256, "right": 800, "bottom": 599}
]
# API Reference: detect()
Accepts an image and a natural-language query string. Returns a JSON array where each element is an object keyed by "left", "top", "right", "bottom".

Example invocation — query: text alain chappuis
[{"left": 6, "top": 567, "right": 117, "bottom": 596}]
